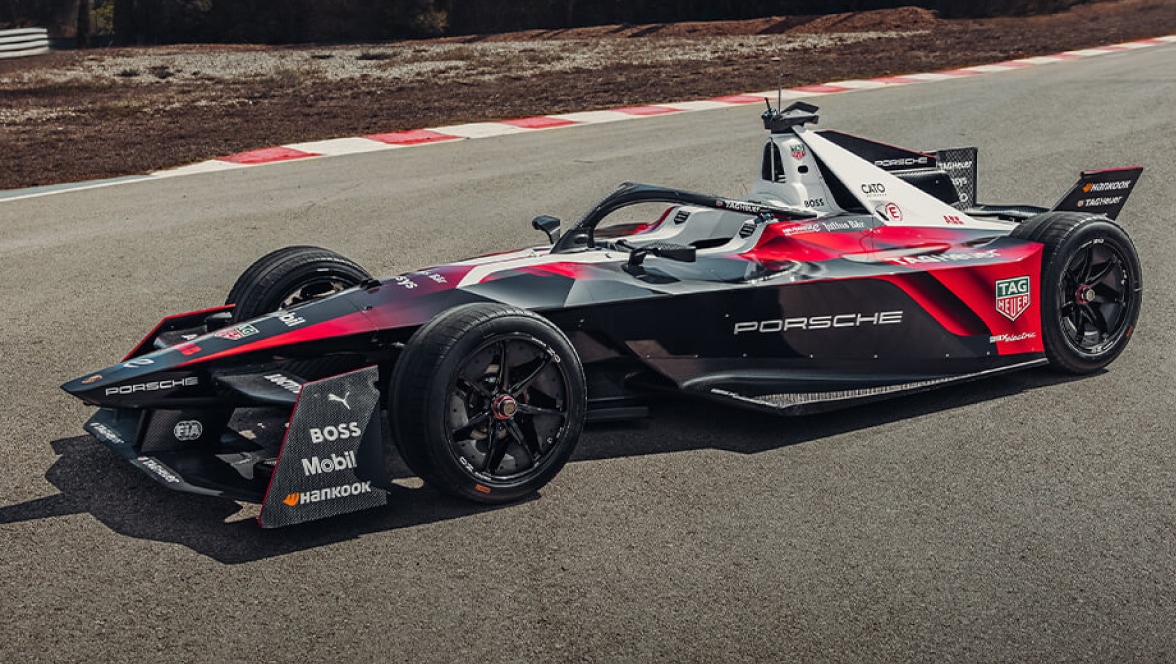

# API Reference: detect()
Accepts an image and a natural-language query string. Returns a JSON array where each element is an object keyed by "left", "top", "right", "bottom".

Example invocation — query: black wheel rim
[
  {"left": 1057, "top": 240, "right": 1133, "bottom": 356},
  {"left": 445, "top": 334, "right": 571, "bottom": 483}
]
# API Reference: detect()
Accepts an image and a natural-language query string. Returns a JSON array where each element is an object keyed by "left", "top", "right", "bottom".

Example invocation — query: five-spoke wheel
[
  {"left": 1013, "top": 211, "right": 1142, "bottom": 373},
  {"left": 390, "top": 303, "right": 587, "bottom": 503}
]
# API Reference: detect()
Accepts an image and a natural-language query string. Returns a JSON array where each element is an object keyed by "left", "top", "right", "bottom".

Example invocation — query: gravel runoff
[{"left": 0, "top": 31, "right": 920, "bottom": 87}]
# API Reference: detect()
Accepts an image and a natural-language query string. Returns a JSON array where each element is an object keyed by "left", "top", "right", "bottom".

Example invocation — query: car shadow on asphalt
[{"left": 2, "top": 367, "right": 1088, "bottom": 564}]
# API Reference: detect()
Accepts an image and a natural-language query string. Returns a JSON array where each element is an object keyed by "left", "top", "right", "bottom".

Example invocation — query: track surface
[{"left": 2, "top": 45, "right": 1174, "bottom": 662}]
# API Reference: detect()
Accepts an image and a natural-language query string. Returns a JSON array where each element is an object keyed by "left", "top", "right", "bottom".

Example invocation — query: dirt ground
[{"left": 2, "top": 0, "right": 1174, "bottom": 191}]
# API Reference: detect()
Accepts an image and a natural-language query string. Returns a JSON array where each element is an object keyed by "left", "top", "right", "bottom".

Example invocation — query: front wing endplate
[{"left": 259, "top": 366, "right": 388, "bottom": 528}]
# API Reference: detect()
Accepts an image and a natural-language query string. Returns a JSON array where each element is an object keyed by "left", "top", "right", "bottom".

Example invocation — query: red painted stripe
[
  {"left": 873, "top": 76, "right": 922, "bottom": 84},
  {"left": 1084, "top": 165, "right": 1144, "bottom": 174},
  {"left": 709, "top": 94, "right": 765, "bottom": 104},
  {"left": 1133, "top": 38, "right": 1166, "bottom": 45},
  {"left": 791, "top": 84, "right": 853, "bottom": 94},
  {"left": 220, "top": 146, "right": 318, "bottom": 165},
  {"left": 1051, "top": 52, "right": 1082, "bottom": 60},
  {"left": 177, "top": 312, "right": 376, "bottom": 367},
  {"left": 501, "top": 116, "right": 579, "bottom": 129},
  {"left": 365, "top": 129, "right": 461, "bottom": 145},
  {"left": 993, "top": 60, "right": 1035, "bottom": 68},
  {"left": 876, "top": 275, "right": 984, "bottom": 338},
  {"left": 613, "top": 105, "right": 679, "bottom": 116}
]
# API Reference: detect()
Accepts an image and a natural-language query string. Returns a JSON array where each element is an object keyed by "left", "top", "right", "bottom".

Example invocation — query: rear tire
[
  {"left": 1012, "top": 211, "right": 1142, "bottom": 374},
  {"left": 390, "top": 303, "right": 587, "bottom": 503},
  {"left": 226, "top": 246, "right": 371, "bottom": 322}
]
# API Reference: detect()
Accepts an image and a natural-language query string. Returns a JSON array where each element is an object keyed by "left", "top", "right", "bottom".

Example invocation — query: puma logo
[{"left": 328, "top": 391, "right": 351, "bottom": 410}]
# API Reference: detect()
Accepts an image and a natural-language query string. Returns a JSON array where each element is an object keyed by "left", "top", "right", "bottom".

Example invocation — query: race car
[{"left": 62, "top": 101, "right": 1143, "bottom": 527}]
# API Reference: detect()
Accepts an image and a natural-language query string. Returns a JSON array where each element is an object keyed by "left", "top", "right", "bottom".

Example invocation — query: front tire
[
  {"left": 226, "top": 245, "right": 371, "bottom": 322},
  {"left": 390, "top": 303, "right": 587, "bottom": 504},
  {"left": 1013, "top": 212, "right": 1142, "bottom": 374}
]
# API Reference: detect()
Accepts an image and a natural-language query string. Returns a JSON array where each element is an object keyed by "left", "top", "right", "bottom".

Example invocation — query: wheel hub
[
  {"left": 491, "top": 393, "right": 519, "bottom": 420},
  {"left": 1075, "top": 284, "right": 1097, "bottom": 304}
]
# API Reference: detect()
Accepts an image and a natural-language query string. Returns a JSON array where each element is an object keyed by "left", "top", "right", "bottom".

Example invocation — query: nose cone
[
  {"left": 61, "top": 350, "right": 202, "bottom": 407},
  {"left": 62, "top": 290, "right": 379, "bottom": 407}
]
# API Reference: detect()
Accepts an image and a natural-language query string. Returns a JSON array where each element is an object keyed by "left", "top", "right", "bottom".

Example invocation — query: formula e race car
[{"left": 62, "top": 102, "right": 1143, "bottom": 527}]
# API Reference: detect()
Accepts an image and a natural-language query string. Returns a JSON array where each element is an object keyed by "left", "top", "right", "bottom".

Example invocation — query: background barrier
[{"left": 0, "top": 28, "right": 49, "bottom": 59}]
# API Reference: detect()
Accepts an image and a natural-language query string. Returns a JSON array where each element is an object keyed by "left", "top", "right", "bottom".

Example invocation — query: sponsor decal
[
  {"left": 861, "top": 183, "right": 886, "bottom": 196},
  {"left": 734, "top": 311, "right": 903, "bottom": 334},
  {"left": 283, "top": 481, "right": 373, "bottom": 506},
  {"left": 123, "top": 358, "right": 153, "bottom": 369},
  {"left": 173, "top": 420, "right": 204, "bottom": 442},
  {"left": 879, "top": 202, "right": 903, "bottom": 222},
  {"left": 940, "top": 161, "right": 974, "bottom": 171},
  {"left": 308, "top": 422, "right": 363, "bottom": 444},
  {"left": 392, "top": 275, "right": 417, "bottom": 289},
  {"left": 714, "top": 199, "right": 764, "bottom": 214},
  {"left": 82, "top": 374, "right": 103, "bottom": 384},
  {"left": 885, "top": 249, "right": 1000, "bottom": 266},
  {"left": 214, "top": 324, "right": 259, "bottom": 341},
  {"left": 791, "top": 144, "right": 807, "bottom": 160},
  {"left": 951, "top": 179, "right": 972, "bottom": 203},
  {"left": 420, "top": 270, "right": 447, "bottom": 284},
  {"left": 264, "top": 373, "right": 302, "bottom": 395},
  {"left": 275, "top": 311, "right": 306, "bottom": 328},
  {"left": 821, "top": 218, "right": 869, "bottom": 231},
  {"left": 90, "top": 422, "right": 127, "bottom": 445},
  {"left": 943, "top": 215, "right": 964, "bottom": 225},
  {"left": 875, "top": 156, "right": 930, "bottom": 168},
  {"left": 1077, "top": 196, "right": 1124, "bottom": 208},
  {"left": 804, "top": 197, "right": 826, "bottom": 208},
  {"left": 989, "top": 332, "right": 1038, "bottom": 343},
  {"left": 301, "top": 451, "right": 358, "bottom": 476},
  {"left": 137, "top": 456, "right": 182, "bottom": 484},
  {"left": 328, "top": 391, "right": 352, "bottom": 410},
  {"left": 995, "top": 276, "right": 1032, "bottom": 321},
  {"left": 1082, "top": 180, "right": 1132, "bottom": 193},
  {"left": 780, "top": 222, "right": 823, "bottom": 237},
  {"left": 780, "top": 218, "right": 872, "bottom": 238},
  {"left": 175, "top": 342, "right": 201, "bottom": 356},
  {"left": 105, "top": 376, "right": 198, "bottom": 396}
]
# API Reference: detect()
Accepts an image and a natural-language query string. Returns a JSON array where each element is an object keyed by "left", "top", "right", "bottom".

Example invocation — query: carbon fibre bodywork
[{"left": 61, "top": 102, "right": 1142, "bottom": 526}]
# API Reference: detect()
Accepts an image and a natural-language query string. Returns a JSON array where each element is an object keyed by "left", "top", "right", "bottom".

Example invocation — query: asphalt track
[{"left": 2, "top": 44, "right": 1175, "bottom": 663}]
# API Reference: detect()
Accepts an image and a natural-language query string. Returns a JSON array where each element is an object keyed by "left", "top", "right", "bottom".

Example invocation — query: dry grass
[{"left": 1, "top": 0, "right": 1173, "bottom": 191}]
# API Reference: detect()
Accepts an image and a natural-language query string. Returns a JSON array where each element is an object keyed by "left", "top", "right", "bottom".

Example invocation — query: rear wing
[
  {"left": 816, "top": 130, "right": 978, "bottom": 210},
  {"left": 1050, "top": 167, "right": 1143, "bottom": 220}
]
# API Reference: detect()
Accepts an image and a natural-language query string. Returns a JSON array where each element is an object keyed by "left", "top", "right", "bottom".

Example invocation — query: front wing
[{"left": 83, "top": 366, "right": 390, "bottom": 528}]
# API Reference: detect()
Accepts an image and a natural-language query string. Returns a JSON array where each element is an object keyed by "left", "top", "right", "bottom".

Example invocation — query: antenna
[
  {"left": 760, "top": 56, "right": 819, "bottom": 133},
  {"left": 773, "top": 56, "right": 783, "bottom": 111}
]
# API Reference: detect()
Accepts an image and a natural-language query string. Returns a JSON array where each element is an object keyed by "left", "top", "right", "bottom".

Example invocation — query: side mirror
[
  {"left": 626, "top": 243, "right": 696, "bottom": 268},
  {"left": 532, "top": 215, "right": 561, "bottom": 244},
  {"left": 655, "top": 245, "right": 696, "bottom": 263}
]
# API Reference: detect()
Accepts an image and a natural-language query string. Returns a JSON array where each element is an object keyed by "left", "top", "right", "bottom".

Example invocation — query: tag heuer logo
[{"left": 995, "top": 276, "right": 1031, "bottom": 321}]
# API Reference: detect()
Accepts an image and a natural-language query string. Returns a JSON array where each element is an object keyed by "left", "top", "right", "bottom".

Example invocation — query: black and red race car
[{"left": 62, "top": 102, "right": 1143, "bottom": 527}]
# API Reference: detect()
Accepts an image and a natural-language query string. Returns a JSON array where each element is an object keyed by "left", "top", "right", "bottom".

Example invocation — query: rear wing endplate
[{"left": 1051, "top": 167, "right": 1143, "bottom": 220}]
